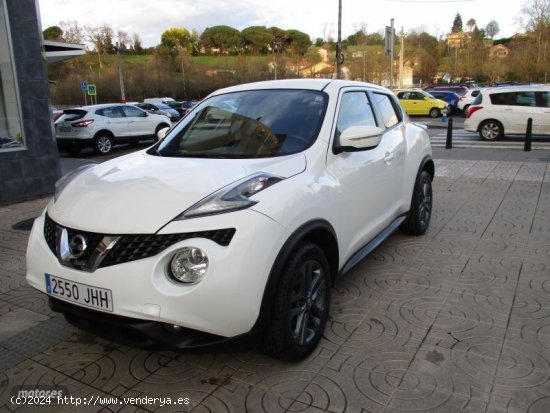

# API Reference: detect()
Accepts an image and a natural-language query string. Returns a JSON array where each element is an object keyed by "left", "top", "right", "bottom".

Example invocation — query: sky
[{"left": 37, "top": 0, "right": 526, "bottom": 48}]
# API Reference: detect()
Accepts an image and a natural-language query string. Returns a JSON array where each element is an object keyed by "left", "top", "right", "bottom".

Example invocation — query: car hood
[{"left": 49, "top": 151, "right": 306, "bottom": 234}]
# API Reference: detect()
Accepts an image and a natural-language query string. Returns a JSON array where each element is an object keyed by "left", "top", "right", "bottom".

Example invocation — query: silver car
[{"left": 55, "top": 104, "right": 171, "bottom": 155}]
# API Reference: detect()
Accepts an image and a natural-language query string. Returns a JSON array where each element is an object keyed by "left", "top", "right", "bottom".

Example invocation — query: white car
[
  {"left": 464, "top": 85, "right": 550, "bottom": 140},
  {"left": 55, "top": 103, "right": 172, "bottom": 155},
  {"left": 27, "top": 79, "right": 434, "bottom": 360},
  {"left": 457, "top": 88, "right": 482, "bottom": 112}
]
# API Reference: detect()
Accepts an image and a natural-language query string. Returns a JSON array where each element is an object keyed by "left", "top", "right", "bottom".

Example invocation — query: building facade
[{"left": 0, "top": 0, "right": 60, "bottom": 205}]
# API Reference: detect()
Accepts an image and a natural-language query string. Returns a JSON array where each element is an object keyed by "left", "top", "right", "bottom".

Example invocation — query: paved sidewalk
[{"left": 1, "top": 147, "right": 549, "bottom": 412}]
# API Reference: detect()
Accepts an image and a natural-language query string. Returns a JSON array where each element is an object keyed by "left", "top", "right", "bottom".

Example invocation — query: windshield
[
  {"left": 155, "top": 89, "right": 327, "bottom": 158},
  {"left": 156, "top": 103, "right": 172, "bottom": 110}
]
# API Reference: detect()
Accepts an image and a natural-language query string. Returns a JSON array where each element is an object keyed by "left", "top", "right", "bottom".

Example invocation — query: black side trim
[{"left": 339, "top": 214, "right": 407, "bottom": 276}]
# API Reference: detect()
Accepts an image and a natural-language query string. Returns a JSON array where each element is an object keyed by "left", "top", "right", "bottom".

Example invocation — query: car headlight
[
  {"left": 168, "top": 247, "right": 208, "bottom": 284},
  {"left": 54, "top": 164, "right": 95, "bottom": 202},
  {"left": 175, "top": 172, "right": 283, "bottom": 219}
]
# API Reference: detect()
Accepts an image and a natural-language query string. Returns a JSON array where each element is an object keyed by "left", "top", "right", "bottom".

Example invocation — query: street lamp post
[
  {"left": 116, "top": 42, "right": 126, "bottom": 103},
  {"left": 336, "top": 0, "right": 342, "bottom": 79}
]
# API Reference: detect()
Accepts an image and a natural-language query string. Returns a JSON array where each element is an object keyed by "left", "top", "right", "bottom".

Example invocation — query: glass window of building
[{"left": 0, "top": 1, "right": 24, "bottom": 151}]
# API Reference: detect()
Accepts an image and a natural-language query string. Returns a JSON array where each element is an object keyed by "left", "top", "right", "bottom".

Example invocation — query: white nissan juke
[{"left": 26, "top": 79, "right": 434, "bottom": 360}]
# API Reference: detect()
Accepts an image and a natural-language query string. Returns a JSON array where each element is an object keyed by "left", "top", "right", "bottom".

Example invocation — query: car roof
[
  {"left": 76, "top": 103, "right": 127, "bottom": 110},
  {"left": 481, "top": 85, "right": 550, "bottom": 93},
  {"left": 211, "top": 79, "right": 391, "bottom": 96}
]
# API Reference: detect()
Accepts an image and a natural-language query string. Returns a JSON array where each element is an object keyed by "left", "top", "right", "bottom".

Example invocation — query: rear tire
[
  {"left": 93, "top": 133, "right": 114, "bottom": 155},
  {"left": 263, "top": 242, "right": 331, "bottom": 361},
  {"left": 400, "top": 170, "right": 433, "bottom": 236},
  {"left": 479, "top": 120, "right": 503, "bottom": 140}
]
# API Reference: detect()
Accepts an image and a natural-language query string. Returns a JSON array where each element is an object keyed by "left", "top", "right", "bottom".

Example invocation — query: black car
[{"left": 165, "top": 101, "right": 195, "bottom": 117}]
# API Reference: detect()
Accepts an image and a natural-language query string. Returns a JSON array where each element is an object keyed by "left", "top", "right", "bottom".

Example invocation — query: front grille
[
  {"left": 43, "top": 214, "right": 235, "bottom": 271},
  {"left": 100, "top": 230, "right": 235, "bottom": 267}
]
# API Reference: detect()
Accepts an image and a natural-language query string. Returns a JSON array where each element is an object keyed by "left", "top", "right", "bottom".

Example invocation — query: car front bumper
[{"left": 26, "top": 210, "right": 288, "bottom": 340}]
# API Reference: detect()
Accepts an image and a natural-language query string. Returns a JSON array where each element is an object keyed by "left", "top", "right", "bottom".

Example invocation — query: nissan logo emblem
[{"left": 68, "top": 234, "right": 88, "bottom": 258}]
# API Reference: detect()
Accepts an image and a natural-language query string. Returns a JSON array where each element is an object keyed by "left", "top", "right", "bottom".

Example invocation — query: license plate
[
  {"left": 45, "top": 274, "right": 113, "bottom": 312},
  {"left": 58, "top": 126, "right": 71, "bottom": 133}
]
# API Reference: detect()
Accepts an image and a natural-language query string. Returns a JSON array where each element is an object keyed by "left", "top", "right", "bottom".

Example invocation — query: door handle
[{"left": 384, "top": 152, "right": 394, "bottom": 163}]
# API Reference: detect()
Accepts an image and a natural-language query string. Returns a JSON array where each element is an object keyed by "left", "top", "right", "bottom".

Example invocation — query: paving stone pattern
[{"left": 0, "top": 158, "right": 549, "bottom": 412}]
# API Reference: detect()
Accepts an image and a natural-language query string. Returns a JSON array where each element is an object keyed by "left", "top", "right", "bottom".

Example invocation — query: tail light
[
  {"left": 465, "top": 106, "right": 482, "bottom": 118},
  {"left": 71, "top": 119, "right": 94, "bottom": 127}
]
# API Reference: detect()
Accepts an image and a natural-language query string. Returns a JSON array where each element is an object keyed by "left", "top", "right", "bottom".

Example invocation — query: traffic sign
[
  {"left": 80, "top": 81, "right": 88, "bottom": 91},
  {"left": 87, "top": 84, "right": 97, "bottom": 96}
]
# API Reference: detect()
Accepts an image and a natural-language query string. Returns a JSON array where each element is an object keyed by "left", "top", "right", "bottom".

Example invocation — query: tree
[
  {"left": 43, "top": 26, "right": 63, "bottom": 41},
  {"left": 59, "top": 20, "right": 84, "bottom": 44},
  {"left": 269, "top": 27, "right": 286, "bottom": 53},
  {"left": 117, "top": 30, "right": 130, "bottom": 51},
  {"left": 161, "top": 27, "right": 192, "bottom": 55},
  {"left": 132, "top": 33, "right": 143, "bottom": 54},
  {"left": 200, "top": 25, "right": 243, "bottom": 54},
  {"left": 466, "top": 18, "right": 477, "bottom": 32},
  {"left": 284, "top": 30, "right": 312, "bottom": 56},
  {"left": 485, "top": 20, "right": 500, "bottom": 39},
  {"left": 452, "top": 13, "right": 463, "bottom": 32},
  {"left": 520, "top": 0, "right": 550, "bottom": 57},
  {"left": 242, "top": 26, "right": 273, "bottom": 54}
]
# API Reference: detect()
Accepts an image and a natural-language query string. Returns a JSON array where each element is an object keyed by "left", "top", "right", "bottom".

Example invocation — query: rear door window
[{"left": 490, "top": 92, "right": 536, "bottom": 107}]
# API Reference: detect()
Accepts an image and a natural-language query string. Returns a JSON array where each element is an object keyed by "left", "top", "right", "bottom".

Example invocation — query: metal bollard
[
  {"left": 524, "top": 118, "right": 532, "bottom": 152},
  {"left": 445, "top": 117, "right": 453, "bottom": 149}
]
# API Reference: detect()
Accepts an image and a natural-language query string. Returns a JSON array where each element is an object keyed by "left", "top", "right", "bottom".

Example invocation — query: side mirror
[
  {"left": 336, "top": 125, "right": 383, "bottom": 153},
  {"left": 157, "top": 127, "right": 170, "bottom": 141}
]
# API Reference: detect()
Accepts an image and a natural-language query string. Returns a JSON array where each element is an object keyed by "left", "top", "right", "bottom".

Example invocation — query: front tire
[
  {"left": 429, "top": 107, "right": 441, "bottom": 118},
  {"left": 264, "top": 243, "right": 331, "bottom": 361},
  {"left": 400, "top": 170, "right": 433, "bottom": 236},
  {"left": 93, "top": 133, "right": 114, "bottom": 155},
  {"left": 479, "top": 120, "right": 503, "bottom": 140}
]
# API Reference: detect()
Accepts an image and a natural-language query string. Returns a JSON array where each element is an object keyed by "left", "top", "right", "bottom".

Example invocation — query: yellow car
[{"left": 395, "top": 89, "right": 448, "bottom": 118}]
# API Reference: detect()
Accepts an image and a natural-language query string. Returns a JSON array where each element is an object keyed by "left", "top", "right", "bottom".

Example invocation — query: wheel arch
[
  {"left": 477, "top": 118, "right": 504, "bottom": 132},
  {"left": 420, "top": 155, "right": 435, "bottom": 181},
  {"left": 93, "top": 129, "right": 115, "bottom": 139},
  {"left": 253, "top": 219, "right": 339, "bottom": 331},
  {"left": 156, "top": 122, "right": 171, "bottom": 131}
]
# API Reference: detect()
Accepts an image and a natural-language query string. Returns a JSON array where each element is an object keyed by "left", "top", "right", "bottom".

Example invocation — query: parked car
[
  {"left": 55, "top": 103, "right": 171, "bottom": 155},
  {"left": 51, "top": 106, "right": 63, "bottom": 121},
  {"left": 464, "top": 85, "right": 550, "bottom": 140},
  {"left": 395, "top": 89, "right": 448, "bottom": 117},
  {"left": 425, "top": 90, "right": 460, "bottom": 114},
  {"left": 165, "top": 100, "right": 195, "bottom": 117},
  {"left": 144, "top": 97, "right": 175, "bottom": 104},
  {"left": 457, "top": 88, "right": 482, "bottom": 112},
  {"left": 135, "top": 102, "right": 180, "bottom": 122},
  {"left": 423, "top": 84, "right": 469, "bottom": 96},
  {"left": 26, "top": 79, "right": 434, "bottom": 360}
]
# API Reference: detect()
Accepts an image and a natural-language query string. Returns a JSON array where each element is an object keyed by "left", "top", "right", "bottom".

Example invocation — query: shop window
[{"left": 0, "top": 1, "right": 24, "bottom": 152}]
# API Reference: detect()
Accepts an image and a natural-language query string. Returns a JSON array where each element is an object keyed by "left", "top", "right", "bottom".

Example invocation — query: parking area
[{"left": 1, "top": 147, "right": 549, "bottom": 412}]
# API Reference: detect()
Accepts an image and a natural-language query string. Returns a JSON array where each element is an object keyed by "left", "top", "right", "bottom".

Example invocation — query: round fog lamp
[{"left": 169, "top": 247, "right": 209, "bottom": 284}]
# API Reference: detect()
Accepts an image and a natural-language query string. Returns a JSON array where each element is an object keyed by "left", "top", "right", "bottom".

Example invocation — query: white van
[{"left": 143, "top": 97, "right": 175, "bottom": 104}]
